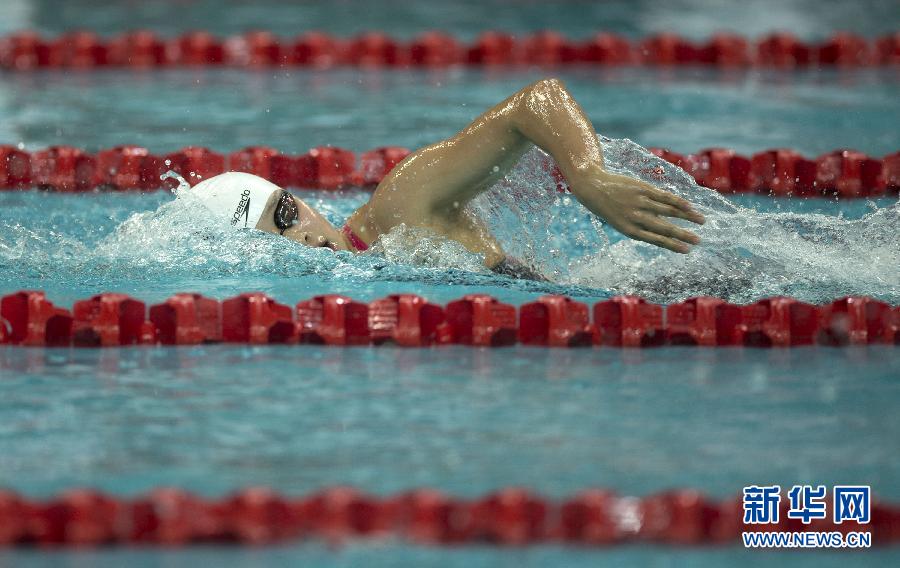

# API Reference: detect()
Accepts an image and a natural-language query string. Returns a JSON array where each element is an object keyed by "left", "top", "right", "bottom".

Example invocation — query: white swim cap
[{"left": 189, "top": 172, "right": 281, "bottom": 229}]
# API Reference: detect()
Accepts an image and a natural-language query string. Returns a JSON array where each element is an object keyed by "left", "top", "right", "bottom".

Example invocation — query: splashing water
[
  {"left": 0, "top": 138, "right": 896, "bottom": 304},
  {"left": 472, "top": 136, "right": 899, "bottom": 303},
  {"left": 159, "top": 169, "right": 192, "bottom": 197}
]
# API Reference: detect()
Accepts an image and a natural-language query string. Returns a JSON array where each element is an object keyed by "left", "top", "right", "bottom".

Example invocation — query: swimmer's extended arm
[{"left": 366, "top": 78, "right": 704, "bottom": 263}]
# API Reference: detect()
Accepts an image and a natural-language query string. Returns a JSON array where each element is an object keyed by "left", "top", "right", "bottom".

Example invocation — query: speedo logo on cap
[{"left": 231, "top": 189, "right": 252, "bottom": 227}]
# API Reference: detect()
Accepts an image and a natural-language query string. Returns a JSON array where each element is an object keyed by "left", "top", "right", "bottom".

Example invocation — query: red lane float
[
  {"left": 291, "top": 32, "right": 343, "bottom": 68},
  {"left": 128, "top": 488, "right": 224, "bottom": 544},
  {"left": 0, "top": 146, "right": 31, "bottom": 188},
  {"left": 558, "top": 490, "right": 622, "bottom": 544},
  {"left": 698, "top": 34, "right": 750, "bottom": 67},
  {"left": 0, "top": 291, "right": 72, "bottom": 346},
  {"left": 593, "top": 296, "right": 665, "bottom": 347},
  {"left": 5, "top": 144, "right": 897, "bottom": 197},
  {"left": 227, "top": 146, "right": 296, "bottom": 188},
  {"left": 163, "top": 146, "right": 226, "bottom": 184},
  {"left": 106, "top": 31, "right": 166, "bottom": 67},
  {"left": 473, "top": 488, "right": 548, "bottom": 544},
  {"left": 97, "top": 145, "right": 166, "bottom": 190},
  {"left": 815, "top": 150, "right": 886, "bottom": 198},
  {"left": 221, "top": 293, "right": 295, "bottom": 344},
  {"left": 72, "top": 293, "right": 152, "bottom": 346},
  {"left": 354, "top": 146, "right": 411, "bottom": 187},
  {"left": 519, "top": 295, "right": 593, "bottom": 347},
  {"left": 877, "top": 33, "right": 900, "bottom": 65},
  {"left": 637, "top": 490, "right": 723, "bottom": 544},
  {"left": 817, "top": 296, "right": 897, "bottom": 346},
  {"left": 1, "top": 292, "right": 897, "bottom": 348},
  {"left": 296, "top": 294, "right": 370, "bottom": 345},
  {"left": 48, "top": 31, "right": 108, "bottom": 68},
  {"left": 0, "top": 32, "right": 49, "bottom": 69},
  {"left": 680, "top": 148, "right": 752, "bottom": 193},
  {"left": 295, "top": 146, "right": 356, "bottom": 190},
  {"left": 522, "top": 31, "right": 579, "bottom": 65},
  {"left": 410, "top": 32, "right": 464, "bottom": 67},
  {"left": 666, "top": 297, "right": 742, "bottom": 346},
  {"left": 346, "top": 33, "right": 405, "bottom": 67},
  {"left": 580, "top": 33, "right": 633, "bottom": 65},
  {"left": 468, "top": 32, "right": 519, "bottom": 65},
  {"left": 735, "top": 297, "right": 822, "bottom": 347},
  {"left": 149, "top": 293, "right": 221, "bottom": 345},
  {"left": 639, "top": 33, "right": 699, "bottom": 65},
  {"left": 31, "top": 146, "right": 98, "bottom": 192},
  {"left": 6, "top": 31, "right": 898, "bottom": 69},
  {"left": 748, "top": 149, "right": 818, "bottom": 196},
  {"left": 0, "top": 487, "right": 896, "bottom": 547},
  {"left": 816, "top": 32, "right": 872, "bottom": 66},
  {"left": 170, "top": 31, "right": 224, "bottom": 66},
  {"left": 368, "top": 294, "right": 447, "bottom": 346},
  {"left": 444, "top": 294, "right": 517, "bottom": 346},
  {"left": 757, "top": 33, "right": 812, "bottom": 67},
  {"left": 224, "top": 31, "right": 286, "bottom": 67}
]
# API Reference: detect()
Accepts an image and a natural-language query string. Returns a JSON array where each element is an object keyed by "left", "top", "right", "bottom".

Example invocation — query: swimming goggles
[{"left": 274, "top": 190, "right": 299, "bottom": 235}]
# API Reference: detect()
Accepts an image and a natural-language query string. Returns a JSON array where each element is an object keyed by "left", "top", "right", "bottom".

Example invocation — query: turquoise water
[
  {"left": 4, "top": 0, "right": 899, "bottom": 40},
  {"left": 4, "top": 68, "right": 899, "bottom": 157},
  {"left": 1, "top": 345, "right": 898, "bottom": 565},
  {"left": 2, "top": 0, "right": 899, "bottom": 565},
  {"left": 2, "top": 345, "right": 898, "bottom": 499},
  {"left": 6, "top": 544, "right": 900, "bottom": 568}
]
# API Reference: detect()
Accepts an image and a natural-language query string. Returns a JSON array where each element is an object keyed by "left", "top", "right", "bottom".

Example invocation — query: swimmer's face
[{"left": 255, "top": 190, "right": 348, "bottom": 251}]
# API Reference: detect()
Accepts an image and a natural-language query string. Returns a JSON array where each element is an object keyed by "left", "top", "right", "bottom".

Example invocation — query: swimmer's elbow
[
  {"left": 535, "top": 77, "right": 567, "bottom": 91},
  {"left": 525, "top": 78, "right": 569, "bottom": 101},
  {"left": 516, "top": 78, "right": 571, "bottom": 120}
]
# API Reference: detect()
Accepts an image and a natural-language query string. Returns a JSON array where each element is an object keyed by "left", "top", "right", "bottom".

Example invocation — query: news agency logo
[{"left": 741, "top": 485, "right": 871, "bottom": 549}]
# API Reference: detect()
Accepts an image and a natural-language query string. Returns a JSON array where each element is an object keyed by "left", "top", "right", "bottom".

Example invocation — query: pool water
[
  {"left": 1, "top": 345, "right": 898, "bottom": 566},
  {"left": 4, "top": 0, "right": 899, "bottom": 42},
  {"left": 5, "top": 67, "right": 899, "bottom": 158},
  {"left": 1, "top": 0, "right": 899, "bottom": 565},
  {"left": 2, "top": 345, "right": 898, "bottom": 499}
]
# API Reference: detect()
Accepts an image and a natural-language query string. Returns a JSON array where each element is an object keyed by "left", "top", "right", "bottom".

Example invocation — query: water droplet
[{"left": 159, "top": 170, "right": 191, "bottom": 196}]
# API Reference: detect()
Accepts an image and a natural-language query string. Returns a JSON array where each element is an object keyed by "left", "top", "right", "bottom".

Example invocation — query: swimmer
[{"left": 192, "top": 78, "right": 705, "bottom": 278}]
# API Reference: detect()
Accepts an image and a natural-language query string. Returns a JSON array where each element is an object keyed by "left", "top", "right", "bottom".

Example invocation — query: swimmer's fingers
[
  {"left": 634, "top": 214, "right": 701, "bottom": 249},
  {"left": 641, "top": 186, "right": 705, "bottom": 224},
  {"left": 641, "top": 199, "right": 702, "bottom": 223},
  {"left": 631, "top": 229, "right": 693, "bottom": 254}
]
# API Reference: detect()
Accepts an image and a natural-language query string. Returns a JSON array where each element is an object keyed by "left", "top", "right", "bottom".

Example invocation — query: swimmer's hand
[{"left": 570, "top": 165, "right": 705, "bottom": 254}]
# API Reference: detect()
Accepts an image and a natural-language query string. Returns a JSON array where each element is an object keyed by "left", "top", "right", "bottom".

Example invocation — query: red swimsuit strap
[{"left": 342, "top": 224, "right": 369, "bottom": 252}]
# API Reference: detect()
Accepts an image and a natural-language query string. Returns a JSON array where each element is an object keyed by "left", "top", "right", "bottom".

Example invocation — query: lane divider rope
[
  {"left": 2, "top": 145, "right": 899, "bottom": 198},
  {"left": 0, "top": 487, "right": 897, "bottom": 547},
  {"left": 2, "top": 30, "right": 899, "bottom": 69},
  {"left": 1, "top": 291, "right": 897, "bottom": 348}
]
